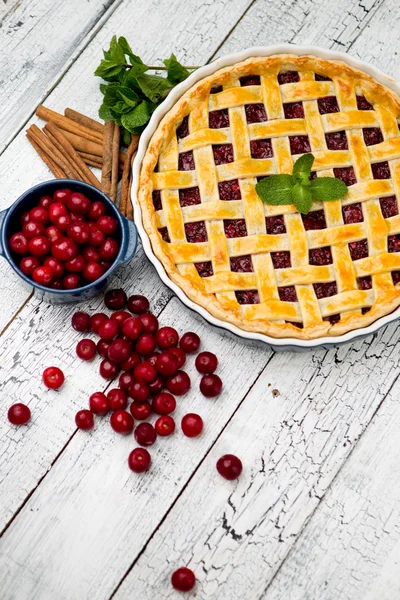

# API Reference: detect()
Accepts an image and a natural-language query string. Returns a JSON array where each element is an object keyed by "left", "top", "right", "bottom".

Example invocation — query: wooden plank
[
  {"left": 0, "top": 0, "right": 20, "bottom": 24},
  {"left": 0, "top": 297, "right": 270, "bottom": 599}
]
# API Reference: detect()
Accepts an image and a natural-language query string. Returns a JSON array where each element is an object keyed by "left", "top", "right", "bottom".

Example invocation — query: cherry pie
[{"left": 138, "top": 55, "right": 400, "bottom": 339}]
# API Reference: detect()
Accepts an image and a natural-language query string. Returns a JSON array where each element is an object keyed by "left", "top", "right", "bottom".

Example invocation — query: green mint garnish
[
  {"left": 255, "top": 153, "right": 348, "bottom": 215},
  {"left": 95, "top": 36, "right": 198, "bottom": 144}
]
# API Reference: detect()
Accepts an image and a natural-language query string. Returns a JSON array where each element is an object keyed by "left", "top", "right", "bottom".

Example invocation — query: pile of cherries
[{"left": 8, "top": 187, "right": 120, "bottom": 289}]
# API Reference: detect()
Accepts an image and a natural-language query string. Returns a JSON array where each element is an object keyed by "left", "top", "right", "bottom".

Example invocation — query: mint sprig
[
  {"left": 95, "top": 36, "right": 197, "bottom": 145},
  {"left": 255, "top": 153, "right": 348, "bottom": 214}
]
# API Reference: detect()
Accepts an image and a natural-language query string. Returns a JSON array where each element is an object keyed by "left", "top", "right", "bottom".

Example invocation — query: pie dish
[{"left": 135, "top": 47, "right": 400, "bottom": 342}]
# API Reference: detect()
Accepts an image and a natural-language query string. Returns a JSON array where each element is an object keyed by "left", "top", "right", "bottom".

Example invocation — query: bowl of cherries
[{"left": 0, "top": 179, "right": 138, "bottom": 303}]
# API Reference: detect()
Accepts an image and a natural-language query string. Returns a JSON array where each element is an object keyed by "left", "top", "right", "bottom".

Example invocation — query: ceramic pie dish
[{"left": 131, "top": 45, "right": 400, "bottom": 349}]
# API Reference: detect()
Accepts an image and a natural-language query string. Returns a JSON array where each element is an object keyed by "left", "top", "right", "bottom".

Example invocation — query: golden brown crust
[{"left": 138, "top": 54, "right": 400, "bottom": 340}]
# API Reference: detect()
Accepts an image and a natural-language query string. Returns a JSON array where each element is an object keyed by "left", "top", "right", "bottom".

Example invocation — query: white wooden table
[{"left": 1, "top": 1, "right": 400, "bottom": 598}]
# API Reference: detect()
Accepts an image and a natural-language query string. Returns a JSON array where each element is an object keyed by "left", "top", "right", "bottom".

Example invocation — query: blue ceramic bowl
[{"left": 0, "top": 179, "right": 138, "bottom": 304}]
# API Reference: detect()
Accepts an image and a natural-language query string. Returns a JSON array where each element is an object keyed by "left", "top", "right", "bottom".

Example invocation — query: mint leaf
[
  {"left": 310, "top": 177, "right": 348, "bottom": 201},
  {"left": 136, "top": 73, "right": 174, "bottom": 103},
  {"left": 94, "top": 60, "right": 124, "bottom": 81},
  {"left": 122, "top": 127, "right": 131, "bottom": 146},
  {"left": 293, "top": 153, "right": 314, "bottom": 184},
  {"left": 121, "top": 101, "right": 153, "bottom": 132},
  {"left": 292, "top": 183, "right": 312, "bottom": 214},
  {"left": 118, "top": 37, "right": 148, "bottom": 73},
  {"left": 164, "top": 53, "right": 190, "bottom": 84},
  {"left": 109, "top": 35, "right": 126, "bottom": 65},
  {"left": 99, "top": 103, "right": 114, "bottom": 122},
  {"left": 117, "top": 86, "right": 140, "bottom": 107},
  {"left": 256, "top": 175, "right": 294, "bottom": 205}
]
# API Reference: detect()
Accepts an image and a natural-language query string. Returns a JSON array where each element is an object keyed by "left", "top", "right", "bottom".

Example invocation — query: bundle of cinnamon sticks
[{"left": 26, "top": 105, "right": 139, "bottom": 219}]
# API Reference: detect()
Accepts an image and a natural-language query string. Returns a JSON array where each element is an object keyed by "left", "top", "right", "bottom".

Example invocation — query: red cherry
[
  {"left": 29, "top": 206, "right": 49, "bottom": 225},
  {"left": 90, "top": 312, "right": 108, "bottom": 334},
  {"left": 166, "top": 370, "right": 191, "bottom": 395},
  {"left": 107, "top": 388, "right": 128, "bottom": 411},
  {"left": 100, "top": 260, "right": 112, "bottom": 272},
  {"left": 83, "top": 246, "right": 101, "bottom": 263},
  {"left": 53, "top": 188, "right": 71, "bottom": 203},
  {"left": 63, "top": 273, "right": 81, "bottom": 289},
  {"left": 83, "top": 261, "right": 104, "bottom": 282},
  {"left": 67, "top": 192, "right": 91, "bottom": 215},
  {"left": 180, "top": 332, "right": 200, "bottom": 353},
  {"left": 98, "top": 319, "right": 119, "bottom": 341},
  {"left": 110, "top": 311, "right": 131, "bottom": 330},
  {"left": 52, "top": 237, "right": 78, "bottom": 261},
  {"left": 48, "top": 202, "right": 67, "bottom": 224},
  {"left": 104, "top": 288, "right": 127, "bottom": 310},
  {"left": 133, "top": 362, "right": 157, "bottom": 383},
  {"left": 138, "top": 313, "right": 159, "bottom": 334},
  {"left": 88, "top": 225, "right": 105, "bottom": 247},
  {"left": 70, "top": 213, "right": 84, "bottom": 223},
  {"left": 65, "top": 255, "right": 85, "bottom": 273},
  {"left": 20, "top": 211, "right": 30, "bottom": 225},
  {"left": 76, "top": 339, "right": 97, "bottom": 361},
  {"left": 200, "top": 374, "right": 223, "bottom": 398},
  {"left": 122, "top": 317, "right": 143, "bottom": 340},
  {"left": 88, "top": 201, "right": 106, "bottom": 221},
  {"left": 155, "top": 415, "right": 175, "bottom": 436},
  {"left": 195, "top": 351, "right": 218, "bottom": 374},
  {"left": 39, "top": 195, "right": 52, "bottom": 209},
  {"left": 42, "top": 366, "right": 64, "bottom": 389},
  {"left": 67, "top": 222, "right": 90, "bottom": 244},
  {"left": 22, "top": 220, "right": 44, "bottom": 239},
  {"left": 216, "top": 454, "right": 243, "bottom": 480},
  {"left": 97, "top": 339, "right": 110, "bottom": 358},
  {"left": 97, "top": 215, "right": 117, "bottom": 236},
  {"left": 32, "top": 265, "right": 53, "bottom": 286},
  {"left": 107, "top": 338, "right": 131, "bottom": 363},
  {"left": 156, "top": 326, "right": 179, "bottom": 349},
  {"left": 99, "top": 359, "right": 119, "bottom": 380},
  {"left": 100, "top": 238, "right": 119, "bottom": 260},
  {"left": 8, "top": 403, "right": 31, "bottom": 425},
  {"left": 89, "top": 392, "right": 108, "bottom": 415},
  {"left": 71, "top": 311, "right": 90, "bottom": 332},
  {"left": 19, "top": 256, "right": 40, "bottom": 276},
  {"left": 181, "top": 413, "right": 203, "bottom": 437},
  {"left": 28, "top": 235, "right": 51, "bottom": 257},
  {"left": 119, "top": 372, "right": 135, "bottom": 391},
  {"left": 148, "top": 374, "right": 164, "bottom": 396},
  {"left": 134, "top": 422, "right": 156, "bottom": 446},
  {"left": 55, "top": 214, "right": 72, "bottom": 232},
  {"left": 46, "top": 225, "right": 62, "bottom": 243},
  {"left": 110, "top": 409, "right": 134, "bottom": 434},
  {"left": 9, "top": 232, "right": 28, "bottom": 255},
  {"left": 152, "top": 392, "right": 176, "bottom": 415},
  {"left": 128, "top": 447, "right": 151, "bottom": 473},
  {"left": 155, "top": 351, "right": 179, "bottom": 377},
  {"left": 43, "top": 256, "right": 65, "bottom": 279},
  {"left": 75, "top": 409, "right": 94, "bottom": 430},
  {"left": 51, "top": 280, "right": 63, "bottom": 289},
  {"left": 130, "top": 401, "right": 152, "bottom": 420},
  {"left": 127, "top": 294, "right": 150, "bottom": 315},
  {"left": 136, "top": 333, "right": 156, "bottom": 356},
  {"left": 121, "top": 352, "right": 141, "bottom": 372},
  {"left": 144, "top": 352, "right": 160, "bottom": 367},
  {"left": 169, "top": 347, "right": 186, "bottom": 368},
  {"left": 129, "top": 380, "right": 150, "bottom": 403},
  {"left": 171, "top": 568, "right": 196, "bottom": 592}
]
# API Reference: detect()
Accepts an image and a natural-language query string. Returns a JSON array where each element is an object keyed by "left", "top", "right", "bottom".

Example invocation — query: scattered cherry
[
  {"left": 133, "top": 362, "right": 157, "bottom": 383},
  {"left": 138, "top": 313, "right": 159, "bottom": 334},
  {"left": 99, "top": 359, "right": 119, "bottom": 380},
  {"left": 89, "top": 392, "right": 108, "bottom": 415},
  {"left": 155, "top": 415, "right": 175, "bottom": 436},
  {"left": 181, "top": 413, "right": 203, "bottom": 437},
  {"left": 136, "top": 333, "right": 157, "bottom": 355},
  {"left": 76, "top": 339, "right": 97, "bottom": 361},
  {"left": 195, "top": 351, "right": 218, "bottom": 374},
  {"left": 122, "top": 317, "right": 143, "bottom": 340},
  {"left": 155, "top": 351, "right": 179, "bottom": 377},
  {"left": 105, "top": 288, "right": 127, "bottom": 310},
  {"left": 180, "top": 332, "right": 200, "bottom": 353},
  {"left": 166, "top": 370, "right": 191, "bottom": 395},
  {"left": 8, "top": 403, "right": 31, "bottom": 425},
  {"left": 130, "top": 401, "right": 152, "bottom": 420},
  {"left": 148, "top": 374, "right": 164, "bottom": 396},
  {"left": 42, "top": 366, "right": 64, "bottom": 389},
  {"left": 156, "top": 326, "right": 179, "bottom": 349},
  {"left": 134, "top": 422, "right": 157, "bottom": 446},
  {"left": 152, "top": 392, "right": 176, "bottom": 415},
  {"left": 129, "top": 380, "right": 150, "bottom": 403},
  {"left": 97, "top": 339, "right": 111, "bottom": 358},
  {"left": 216, "top": 454, "right": 243, "bottom": 480},
  {"left": 144, "top": 352, "right": 160, "bottom": 366},
  {"left": 107, "top": 338, "right": 131, "bottom": 363},
  {"left": 110, "top": 311, "right": 131, "bottom": 329},
  {"left": 110, "top": 409, "right": 134, "bottom": 434},
  {"left": 90, "top": 312, "right": 108, "bottom": 334},
  {"left": 171, "top": 568, "right": 196, "bottom": 592},
  {"left": 75, "top": 409, "right": 94, "bottom": 430},
  {"left": 128, "top": 447, "right": 151, "bottom": 473},
  {"left": 200, "top": 374, "right": 223, "bottom": 398},
  {"left": 119, "top": 372, "right": 135, "bottom": 391},
  {"left": 127, "top": 294, "right": 149, "bottom": 315},
  {"left": 98, "top": 318, "right": 119, "bottom": 341},
  {"left": 169, "top": 346, "right": 186, "bottom": 368},
  {"left": 121, "top": 352, "right": 141, "bottom": 372},
  {"left": 107, "top": 388, "right": 128, "bottom": 411}
]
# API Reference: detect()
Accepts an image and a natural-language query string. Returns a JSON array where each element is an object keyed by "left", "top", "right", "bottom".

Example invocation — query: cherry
[
  {"left": 107, "top": 388, "right": 128, "bottom": 411},
  {"left": 100, "top": 260, "right": 112, "bottom": 272},
  {"left": 110, "top": 311, "right": 131, "bottom": 329},
  {"left": 42, "top": 366, "right": 64, "bottom": 389},
  {"left": 166, "top": 370, "right": 191, "bottom": 395},
  {"left": 110, "top": 409, "right": 134, "bottom": 434},
  {"left": 195, "top": 351, "right": 218, "bottom": 374},
  {"left": 48, "top": 202, "right": 67, "bottom": 224},
  {"left": 181, "top": 413, "right": 203, "bottom": 437},
  {"left": 97, "top": 339, "right": 111, "bottom": 358},
  {"left": 134, "top": 422, "right": 156, "bottom": 446},
  {"left": 105, "top": 288, "right": 127, "bottom": 310},
  {"left": 144, "top": 352, "right": 160, "bottom": 366},
  {"left": 155, "top": 351, "right": 179, "bottom": 377},
  {"left": 9, "top": 232, "right": 28, "bottom": 255},
  {"left": 76, "top": 339, "right": 97, "bottom": 361},
  {"left": 55, "top": 214, "right": 72, "bottom": 232},
  {"left": 200, "top": 374, "right": 223, "bottom": 398},
  {"left": 138, "top": 313, "right": 159, "bottom": 334},
  {"left": 19, "top": 256, "right": 40, "bottom": 276},
  {"left": 52, "top": 238, "right": 78, "bottom": 261},
  {"left": 89, "top": 392, "right": 108, "bottom": 415},
  {"left": 100, "top": 238, "right": 119, "bottom": 260},
  {"left": 99, "top": 359, "right": 119, "bottom": 380},
  {"left": 121, "top": 352, "right": 141, "bottom": 372},
  {"left": 130, "top": 401, "right": 152, "bottom": 420},
  {"left": 20, "top": 211, "right": 30, "bottom": 225},
  {"left": 88, "top": 226, "right": 105, "bottom": 247},
  {"left": 22, "top": 220, "right": 44, "bottom": 239},
  {"left": 155, "top": 415, "right": 175, "bottom": 436},
  {"left": 90, "top": 312, "right": 108, "bottom": 333},
  {"left": 119, "top": 372, "right": 135, "bottom": 391},
  {"left": 53, "top": 188, "right": 71, "bottom": 203},
  {"left": 75, "top": 409, "right": 94, "bottom": 430},
  {"left": 39, "top": 195, "right": 53, "bottom": 209},
  {"left": 88, "top": 201, "right": 106, "bottom": 221},
  {"left": 171, "top": 568, "right": 196, "bottom": 592},
  {"left": 28, "top": 235, "right": 51, "bottom": 257},
  {"left": 43, "top": 256, "right": 65, "bottom": 279},
  {"left": 65, "top": 255, "right": 86, "bottom": 273},
  {"left": 70, "top": 213, "right": 84, "bottom": 223},
  {"left": 32, "top": 265, "right": 53, "bottom": 286},
  {"left": 128, "top": 447, "right": 151, "bottom": 473},
  {"left": 133, "top": 362, "right": 157, "bottom": 383},
  {"left": 180, "top": 332, "right": 200, "bottom": 353},
  {"left": 97, "top": 215, "right": 117, "bottom": 236},
  {"left": 98, "top": 319, "right": 119, "bottom": 341},
  {"left": 156, "top": 326, "right": 179, "bottom": 349},
  {"left": 67, "top": 222, "right": 90, "bottom": 244},
  {"left": 46, "top": 225, "right": 62, "bottom": 243},
  {"left": 29, "top": 206, "right": 49, "bottom": 225},
  {"left": 63, "top": 273, "right": 81, "bottom": 289},
  {"left": 107, "top": 338, "right": 131, "bottom": 363},
  {"left": 129, "top": 380, "right": 150, "bottom": 403},
  {"left": 216, "top": 454, "right": 243, "bottom": 480},
  {"left": 83, "top": 261, "right": 104, "bottom": 282},
  {"left": 136, "top": 333, "right": 156, "bottom": 356},
  {"left": 8, "top": 403, "right": 31, "bottom": 425},
  {"left": 152, "top": 392, "right": 176, "bottom": 415},
  {"left": 83, "top": 246, "right": 101, "bottom": 263},
  {"left": 51, "top": 280, "right": 63, "bottom": 289},
  {"left": 127, "top": 294, "right": 150, "bottom": 315},
  {"left": 71, "top": 311, "right": 90, "bottom": 332},
  {"left": 122, "top": 317, "right": 143, "bottom": 340},
  {"left": 148, "top": 374, "right": 164, "bottom": 396},
  {"left": 67, "top": 192, "right": 91, "bottom": 215},
  {"left": 169, "top": 347, "right": 186, "bottom": 368}
]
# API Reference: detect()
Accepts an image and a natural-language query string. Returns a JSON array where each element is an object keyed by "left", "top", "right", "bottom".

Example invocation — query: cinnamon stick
[
  {"left": 36, "top": 105, "right": 103, "bottom": 144},
  {"left": 27, "top": 125, "right": 81, "bottom": 180},
  {"left": 102, "top": 121, "right": 114, "bottom": 197},
  {"left": 64, "top": 108, "right": 104, "bottom": 134},
  {"left": 126, "top": 176, "right": 133, "bottom": 221},
  {"left": 120, "top": 135, "right": 138, "bottom": 217},
  {"left": 44, "top": 122, "right": 102, "bottom": 189},
  {"left": 26, "top": 132, "right": 66, "bottom": 179},
  {"left": 110, "top": 124, "right": 120, "bottom": 203},
  {"left": 79, "top": 152, "right": 103, "bottom": 168},
  {"left": 62, "top": 129, "right": 126, "bottom": 164}
]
